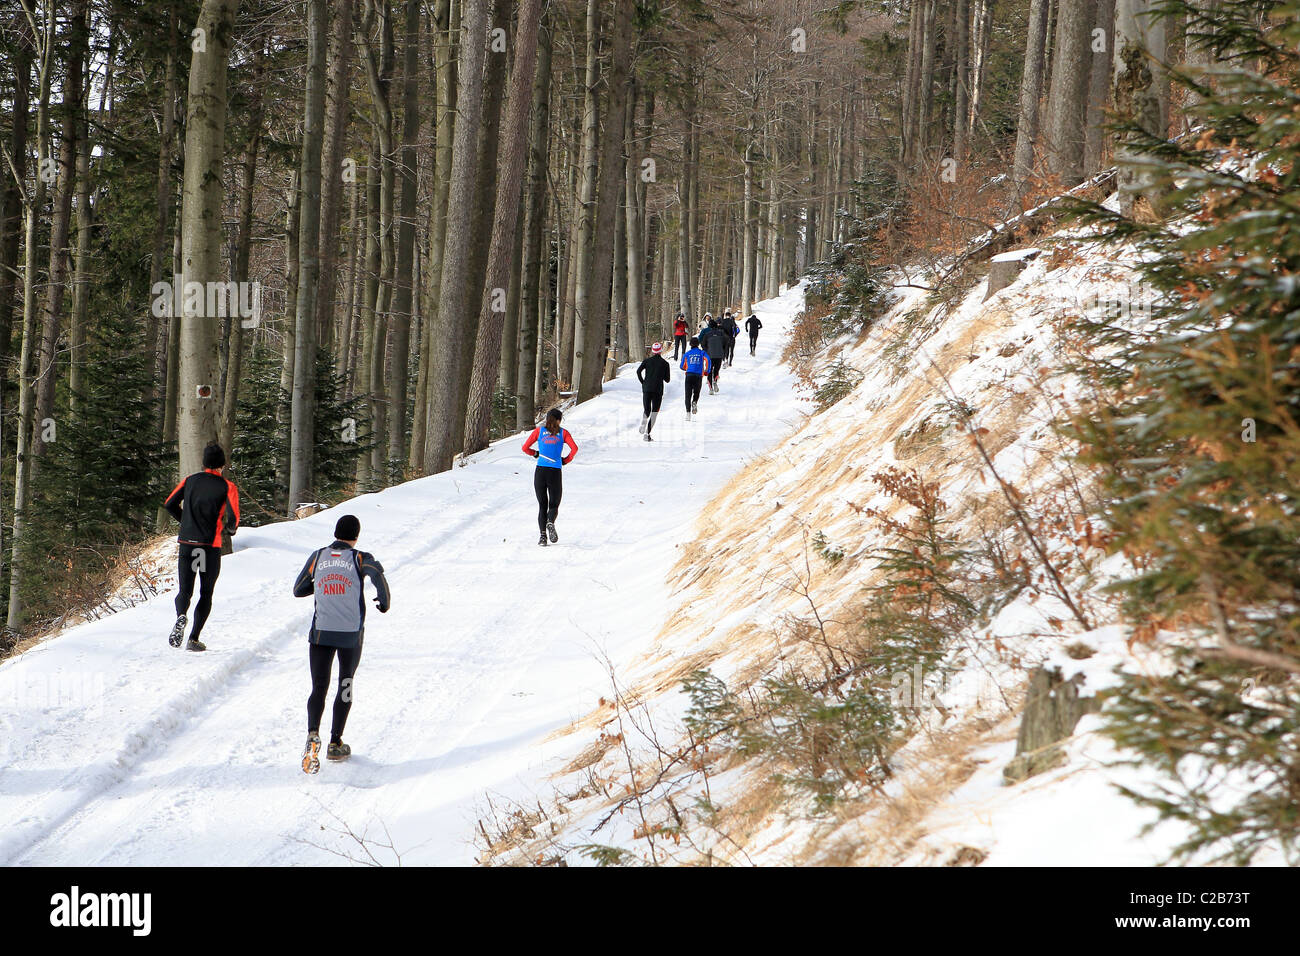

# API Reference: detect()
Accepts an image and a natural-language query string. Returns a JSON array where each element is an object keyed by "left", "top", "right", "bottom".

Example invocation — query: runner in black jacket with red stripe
[{"left": 163, "top": 442, "right": 240, "bottom": 651}]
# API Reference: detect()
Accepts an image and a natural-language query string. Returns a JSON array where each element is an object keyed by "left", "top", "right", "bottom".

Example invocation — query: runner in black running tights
[
  {"left": 679, "top": 337, "right": 709, "bottom": 417},
  {"left": 293, "top": 513, "right": 391, "bottom": 772},
  {"left": 522, "top": 408, "right": 578, "bottom": 545},
  {"left": 163, "top": 442, "right": 240, "bottom": 651},
  {"left": 745, "top": 313, "right": 762, "bottom": 355},
  {"left": 636, "top": 342, "right": 671, "bottom": 440}
]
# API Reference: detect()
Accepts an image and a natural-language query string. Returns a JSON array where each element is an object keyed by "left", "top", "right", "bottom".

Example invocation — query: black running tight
[
  {"left": 684, "top": 374, "right": 703, "bottom": 411},
  {"left": 175, "top": 544, "right": 221, "bottom": 640},
  {"left": 534, "top": 467, "right": 563, "bottom": 533},
  {"left": 308, "top": 641, "right": 363, "bottom": 740}
]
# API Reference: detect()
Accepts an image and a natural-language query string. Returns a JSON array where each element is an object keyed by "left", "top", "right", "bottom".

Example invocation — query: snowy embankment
[{"left": 0, "top": 283, "right": 807, "bottom": 866}]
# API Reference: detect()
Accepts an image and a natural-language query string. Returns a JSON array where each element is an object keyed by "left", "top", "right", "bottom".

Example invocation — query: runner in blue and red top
[{"left": 521, "top": 408, "right": 578, "bottom": 546}]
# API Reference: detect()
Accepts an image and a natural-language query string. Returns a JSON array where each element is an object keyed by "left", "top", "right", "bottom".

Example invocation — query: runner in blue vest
[
  {"left": 292, "top": 514, "right": 391, "bottom": 773},
  {"left": 679, "top": 337, "right": 711, "bottom": 419},
  {"left": 522, "top": 408, "right": 578, "bottom": 546}
]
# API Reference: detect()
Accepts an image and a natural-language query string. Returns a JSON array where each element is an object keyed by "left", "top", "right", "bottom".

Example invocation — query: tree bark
[
  {"left": 0, "top": 2, "right": 32, "bottom": 368},
  {"left": 570, "top": 0, "right": 601, "bottom": 399},
  {"left": 32, "top": 0, "right": 87, "bottom": 478},
  {"left": 577, "top": 0, "right": 632, "bottom": 397},
  {"left": 7, "top": 0, "right": 54, "bottom": 630},
  {"left": 289, "top": 0, "right": 327, "bottom": 511},
  {"left": 314, "top": 0, "right": 354, "bottom": 354},
  {"left": 386, "top": 0, "right": 419, "bottom": 472},
  {"left": 1013, "top": 0, "right": 1051, "bottom": 194},
  {"left": 462, "top": 0, "right": 544, "bottom": 457},
  {"left": 422, "top": 0, "right": 488, "bottom": 473},
  {"left": 219, "top": 45, "right": 265, "bottom": 453},
  {"left": 411, "top": 0, "right": 457, "bottom": 470},
  {"left": 515, "top": 13, "right": 551, "bottom": 431},
  {"left": 1083, "top": 0, "right": 1116, "bottom": 174},
  {"left": 1044, "top": 0, "right": 1092, "bottom": 186},
  {"left": 1113, "top": 0, "right": 1167, "bottom": 215},
  {"left": 176, "top": 0, "right": 240, "bottom": 482},
  {"left": 624, "top": 78, "right": 646, "bottom": 359}
]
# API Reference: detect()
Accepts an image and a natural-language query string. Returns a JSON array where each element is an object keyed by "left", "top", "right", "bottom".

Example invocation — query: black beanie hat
[
  {"left": 334, "top": 514, "right": 361, "bottom": 541},
  {"left": 202, "top": 442, "right": 226, "bottom": 469}
]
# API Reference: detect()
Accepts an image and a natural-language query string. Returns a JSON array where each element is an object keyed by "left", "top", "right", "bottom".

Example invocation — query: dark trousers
[
  {"left": 749, "top": 332, "right": 759, "bottom": 354},
  {"left": 726, "top": 337, "right": 736, "bottom": 363},
  {"left": 175, "top": 544, "right": 221, "bottom": 640},
  {"left": 707, "top": 358, "right": 721, "bottom": 387},
  {"left": 533, "top": 467, "right": 563, "bottom": 533},
  {"left": 308, "top": 640, "right": 363, "bottom": 740},
  {"left": 642, "top": 390, "right": 663, "bottom": 434},
  {"left": 684, "top": 374, "right": 703, "bottom": 411},
  {"left": 673, "top": 335, "right": 687, "bottom": 360}
]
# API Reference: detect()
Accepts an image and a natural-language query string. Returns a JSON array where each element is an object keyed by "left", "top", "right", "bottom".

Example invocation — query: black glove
[{"left": 375, "top": 598, "right": 389, "bottom": 613}]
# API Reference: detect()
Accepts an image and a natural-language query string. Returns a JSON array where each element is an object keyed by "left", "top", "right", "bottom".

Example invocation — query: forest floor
[{"left": 0, "top": 284, "right": 807, "bottom": 865}]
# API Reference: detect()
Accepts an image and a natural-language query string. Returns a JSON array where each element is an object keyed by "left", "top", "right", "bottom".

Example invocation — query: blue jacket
[{"left": 680, "top": 347, "right": 711, "bottom": 376}]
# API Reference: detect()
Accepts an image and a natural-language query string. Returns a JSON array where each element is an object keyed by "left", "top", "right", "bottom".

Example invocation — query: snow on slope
[
  {"left": 0, "top": 283, "right": 808, "bottom": 866},
  {"left": 482, "top": 221, "right": 1281, "bottom": 867}
]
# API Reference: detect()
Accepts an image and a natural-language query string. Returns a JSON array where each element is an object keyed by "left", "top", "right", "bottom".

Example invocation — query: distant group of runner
[{"left": 661, "top": 307, "right": 762, "bottom": 427}]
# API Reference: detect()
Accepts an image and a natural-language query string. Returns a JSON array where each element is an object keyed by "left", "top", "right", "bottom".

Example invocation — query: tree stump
[
  {"left": 984, "top": 248, "right": 1042, "bottom": 301},
  {"left": 1003, "top": 666, "right": 1101, "bottom": 783}
]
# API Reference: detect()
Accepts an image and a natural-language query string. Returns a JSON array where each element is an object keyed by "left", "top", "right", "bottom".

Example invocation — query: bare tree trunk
[
  {"left": 175, "top": 0, "right": 240, "bottom": 492},
  {"left": 740, "top": 137, "right": 756, "bottom": 318},
  {"left": 953, "top": 0, "right": 970, "bottom": 160},
  {"left": 359, "top": 0, "right": 395, "bottom": 482},
  {"left": 1083, "top": 0, "right": 1116, "bottom": 174},
  {"left": 0, "top": 2, "right": 33, "bottom": 369},
  {"left": 499, "top": 203, "right": 524, "bottom": 391},
  {"left": 32, "top": 0, "right": 87, "bottom": 481},
  {"left": 570, "top": 0, "right": 601, "bottom": 398},
  {"left": 1013, "top": 0, "right": 1051, "bottom": 194},
  {"left": 386, "top": 0, "right": 419, "bottom": 472},
  {"left": 148, "top": 2, "right": 179, "bottom": 394},
  {"left": 423, "top": 0, "right": 487, "bottom": 473},
  {"left": 7, "top": 0, "right": 53, "bottom": 629},
  {"left": 676, "top": 112, "right": 693, "bottom": 320},
  {"left": 69, "top": 48, "right": 94, "bottom": 418},
  {"left": 516, "top": 13, "right": 551, "bottom": 431},
  {"left": 411, "top": 0, "right": 456, "bottom": 470},
  {"left": 354, "top": 151, "right": 378, "bottom": 489},
  {"left": 578, "top": 0, "right": 632, "bottom": 397},
  {"left": 315, "top": 0, "right": 354, "bottom": 355},
  {"left": 967, "top": 0, "right": 993, "bottom": 148},
  {"left": 623, "top": 78, "right": 645, "bottom": 359},
  {"left": 608, "top": 186, "right": 627, "bottom": 374},
  {"left": 1043, "top": 0, "right": 1092, "bottom": 186},
  {"left": 1113, "top": 0, "right": 1167, "bottom": 215},
  {"left": 339, "top": 172, "right": 361, "bottom": 390},
  {"left": 455, "top": 0, "right": 510, "bottom": 442},
  {"left": 556, "top": 126, "right": 578, "bottom": 385},
  {"left": 218, "top": 49, "right": 264, "bottom": 453},
  {"left": 463, "top": 0, "right": 544, "bottom": 456},
  {"left": 289, "top": 0, "right": 327, "bottom": 510}
]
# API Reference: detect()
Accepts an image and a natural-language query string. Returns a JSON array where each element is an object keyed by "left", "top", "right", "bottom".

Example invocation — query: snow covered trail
[{"left": 0, "top": 285, "right": 806, "bottom": 866}]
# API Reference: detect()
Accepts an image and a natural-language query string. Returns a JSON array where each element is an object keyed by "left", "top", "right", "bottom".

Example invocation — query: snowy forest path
[{"left": 0, "top": 286, "right": 806, "bottom": 865}]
